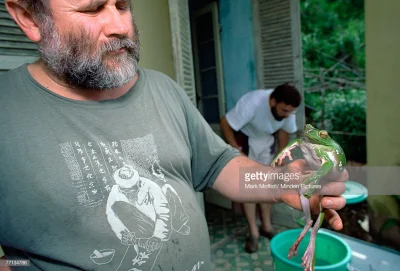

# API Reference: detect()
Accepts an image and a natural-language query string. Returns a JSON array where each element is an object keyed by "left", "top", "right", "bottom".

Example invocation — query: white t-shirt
[{"left": 226, "top": 89, "right": 297, "bottom": 164}]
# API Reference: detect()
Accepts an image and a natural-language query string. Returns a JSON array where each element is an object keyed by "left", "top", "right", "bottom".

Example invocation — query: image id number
[{"left": 0, "top": 260, "right": 30, "bottom": 266}]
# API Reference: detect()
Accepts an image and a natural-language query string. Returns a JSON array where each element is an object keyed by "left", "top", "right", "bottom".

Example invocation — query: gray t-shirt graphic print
[
  {"left": 0, "top": 65, "right": 240, "bottom": 271},
  {"left": 60, "top": 137, "right": 191, "bottom": 270}
]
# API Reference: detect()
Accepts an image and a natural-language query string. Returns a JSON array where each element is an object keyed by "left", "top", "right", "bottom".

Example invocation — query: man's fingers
[
  {"left": 323, "top": 209, "right": 343, "bottom": 231},
  {"left": 318, "top": 181, "right": 346, "bottom": 197},
  {"left": 308, "top": 195, "right": 346, "bottom": 216},
  {"left": 321, "top": 196, "right": 346, "bottom": 210},
  {"left": 321, "top": 169, "right": 349, "bottom": 184},
  {"left": 337, "top": 169, "right": 349, "bottom": 183}
]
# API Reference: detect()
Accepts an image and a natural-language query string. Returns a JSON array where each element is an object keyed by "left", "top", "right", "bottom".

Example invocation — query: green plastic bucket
[{"left": 270, "top": 229, "right": 352, "bottom": 271}]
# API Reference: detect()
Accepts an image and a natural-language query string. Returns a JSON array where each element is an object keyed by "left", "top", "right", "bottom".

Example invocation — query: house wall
[
  {"left": 131, "top": 0, "right": 175, "bottom": 79},
  {"left": 365, "top": 0, "right": 400, "bottom": 167},
  {"left": 219, "top": 0, "right": 258, "bottom": 111},
  {"left": 188, "top": 0, "right": 257, "bottom": 112},
  {"left": 130, "top": 1, "right": 206, "bottom": 214},
  {"left": 365, "top": 0, "right": 400, "bottom": 247}
]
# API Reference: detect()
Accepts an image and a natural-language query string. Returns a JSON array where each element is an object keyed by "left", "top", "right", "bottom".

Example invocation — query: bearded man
[
  {"left": 220, "top": 83, "right": 302, "bottom": 253},
  {"left": 0, "top": 1, "right": 348, "bottom": 270}
]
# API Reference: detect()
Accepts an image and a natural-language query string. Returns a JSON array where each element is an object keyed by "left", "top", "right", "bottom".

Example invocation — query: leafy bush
[
  {"left": 305, "top": 89, "right": 366, "bottom": 163},
  {"left": 301, "top": 0, "right": 366, "bottom": 163},
  {"left": 301, "top": 0, "right": 365, "bottom": 70}
]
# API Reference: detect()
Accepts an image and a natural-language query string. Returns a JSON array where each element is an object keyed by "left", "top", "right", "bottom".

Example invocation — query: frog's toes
[
  {"left": 288, "top": 244, "right": 299, "bottom": 258},
  {"left": 301, "top": 245, "right": 315, "bottom": 271},
  {"left": 283, "top": 150, "right": 293, "bottom": 161},
  {"left": 275, "top": 151, "right": 292, "bottom": 166}
]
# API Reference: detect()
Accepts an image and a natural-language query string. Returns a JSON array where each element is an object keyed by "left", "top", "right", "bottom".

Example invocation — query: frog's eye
[{"left": 319, "top": 131, "right": 328, "bottom": 139}]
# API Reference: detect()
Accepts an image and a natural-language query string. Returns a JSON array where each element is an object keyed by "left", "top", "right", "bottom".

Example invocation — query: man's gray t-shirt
[{"left": 0, "top": 65, "right": 240, "bottom": 270}]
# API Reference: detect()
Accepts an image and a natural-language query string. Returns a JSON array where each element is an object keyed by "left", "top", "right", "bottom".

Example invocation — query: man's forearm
[
  {"left": 212, "top": 156, "right": 283, "bottom": 203},
  {"left": 277, "top": 129, "right": 290, "bottom": 151},
  {"left": 220, "top": 116, "right": 240, "bottom": 148}
]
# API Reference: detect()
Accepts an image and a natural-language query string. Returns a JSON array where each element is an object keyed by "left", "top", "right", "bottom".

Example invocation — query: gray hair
[{"left": 18, "top": 0, "right": 51, "bottom": 21}]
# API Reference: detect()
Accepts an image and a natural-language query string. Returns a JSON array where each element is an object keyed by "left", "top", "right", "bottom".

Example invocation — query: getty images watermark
[
  {"left": 240, "top": 167, "right": 322, "bottom": 194},
  {"left": 240, "top": 165, "right": 400, "bottom": 196}
]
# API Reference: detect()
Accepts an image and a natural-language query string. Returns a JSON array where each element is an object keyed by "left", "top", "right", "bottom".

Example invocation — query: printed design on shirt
[
  {"left": 187, "top": 261, "right": 205, "bottom": 271},
  {"left": 59, "top": 134, "right": 191, "bottom": 270},
  {"left": 90, "top": 249, "right": 116, "bottom": 265},
  {"left": 107, "top": 164, "right": 190, "bottom": 270},
  {"left": 59, "top": 135, "right": 168, "bottom": 207}
]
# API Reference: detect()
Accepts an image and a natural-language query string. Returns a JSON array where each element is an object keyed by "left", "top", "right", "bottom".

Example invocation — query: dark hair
[{"left": 270, "top": 82, "right": 302, "bottom": 107}]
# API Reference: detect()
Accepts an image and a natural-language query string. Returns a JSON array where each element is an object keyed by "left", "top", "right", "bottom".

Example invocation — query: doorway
[{"left": 191, "top": 2, "right": 225, "bottom": 136}]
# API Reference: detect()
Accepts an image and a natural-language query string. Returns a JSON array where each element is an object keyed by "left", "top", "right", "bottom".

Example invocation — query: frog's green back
[{"left": 331, "top": 137, "right": 347, "bottom": 170}]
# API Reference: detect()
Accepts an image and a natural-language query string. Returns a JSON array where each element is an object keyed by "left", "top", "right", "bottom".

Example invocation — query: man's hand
[
  {"left": 213, "top": 155, "right": 347, "bottom": 231},
  {"left": 279, "top": 159, "right": 348, "bottom": 231}
]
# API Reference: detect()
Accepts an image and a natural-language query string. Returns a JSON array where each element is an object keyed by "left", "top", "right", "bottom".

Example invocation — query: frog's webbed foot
[
  {"left": 288, "top": 194, "right": 313, "bottom": 259},
  {"left": 302, "top": 242, "right": 316, "bottom": 271}
]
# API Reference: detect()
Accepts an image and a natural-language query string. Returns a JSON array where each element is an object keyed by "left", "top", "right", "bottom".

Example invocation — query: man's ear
[
  {"left": 5, "top": 0, "right": 42, "bottom": 42},
  {"left": 270, "top": 97, "right": 276, "bottom": 107}
]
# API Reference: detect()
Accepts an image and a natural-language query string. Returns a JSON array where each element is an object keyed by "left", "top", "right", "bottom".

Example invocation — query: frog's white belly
[
  {"left": 300, "top": 143, "right": 343, "bottom": 175},
  {"left": 300, "top": 144, "right": 321, "bottom": 170}
]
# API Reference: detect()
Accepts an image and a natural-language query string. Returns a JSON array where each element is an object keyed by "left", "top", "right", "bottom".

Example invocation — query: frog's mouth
[
  {"left": 303, "top": 136, "right": 313, "bottom": 143},
  {"left": 304, "top": 135, "right": 320, "bottom": 145}
]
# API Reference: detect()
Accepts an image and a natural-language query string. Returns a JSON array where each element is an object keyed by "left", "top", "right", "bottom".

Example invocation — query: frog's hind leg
[
  {"left": 288, "top": 194, "right": 313, "bottom": 259},
  {"left": 302, "top": 200, "right": 325, "bottom": 271},
  {"left": 298, "top": 160, "right": 333, "bottom": 270}
]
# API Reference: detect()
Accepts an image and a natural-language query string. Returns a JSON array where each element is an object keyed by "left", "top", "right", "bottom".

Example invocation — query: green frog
[{"left": 271, "top": 124, "right": 346, "bottom": 271}]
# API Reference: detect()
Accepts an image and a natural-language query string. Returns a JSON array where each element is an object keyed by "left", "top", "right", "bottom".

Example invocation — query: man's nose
[{"left": 103, "top": 7, "right": 129, "bottom": 37}]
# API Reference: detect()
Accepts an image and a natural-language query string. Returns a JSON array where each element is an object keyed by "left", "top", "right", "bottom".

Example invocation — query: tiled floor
[{"left": 205, "top": 203, "right": 292, "bottom": 271}]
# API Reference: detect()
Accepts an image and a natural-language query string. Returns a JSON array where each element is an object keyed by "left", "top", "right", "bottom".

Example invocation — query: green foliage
[
  {"left": 301, "top": 0, "right": 366, "bottom": 162},
  {"left": 324, "top": 89, "right": 366, "bottom": 133},
  {"left": 300, "top": 0, "right": 365, "bottom": 70},
  {"left": 306, "top": 90, "right": 366, "bottom": 163}
]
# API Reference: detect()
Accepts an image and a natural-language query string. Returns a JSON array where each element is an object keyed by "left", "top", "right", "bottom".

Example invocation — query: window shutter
[
  {"left": 168, "top": 0, "right": 197, "bottom": 106},
  {"left": 254, "top": 0, "right": 305, "bottom": 133},
  {"left": 255, "top": 0, "right": 303, "bottom": 90},
  {"left": 0, "top": 0, "right": 39, "bottom": 73},
  {"left": 169, "top": 0, "right": 205, "bottom": 215}
]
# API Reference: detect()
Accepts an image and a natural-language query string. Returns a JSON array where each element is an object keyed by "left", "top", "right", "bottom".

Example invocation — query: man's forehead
[
  {"left": 277, "top": 102, "right": 293, "bottom": 107},
  {"left": 49, "top": 0, "right": 130, "bottom": 10},
  {"left": 59, "top": 0, "right": 105, "bottom": 5},
  {"left": 277, "top": 103, "right": 296, "bottom": 110},
  {"left": 52, "top": 0, "right": 115, "bottom": 6}
]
